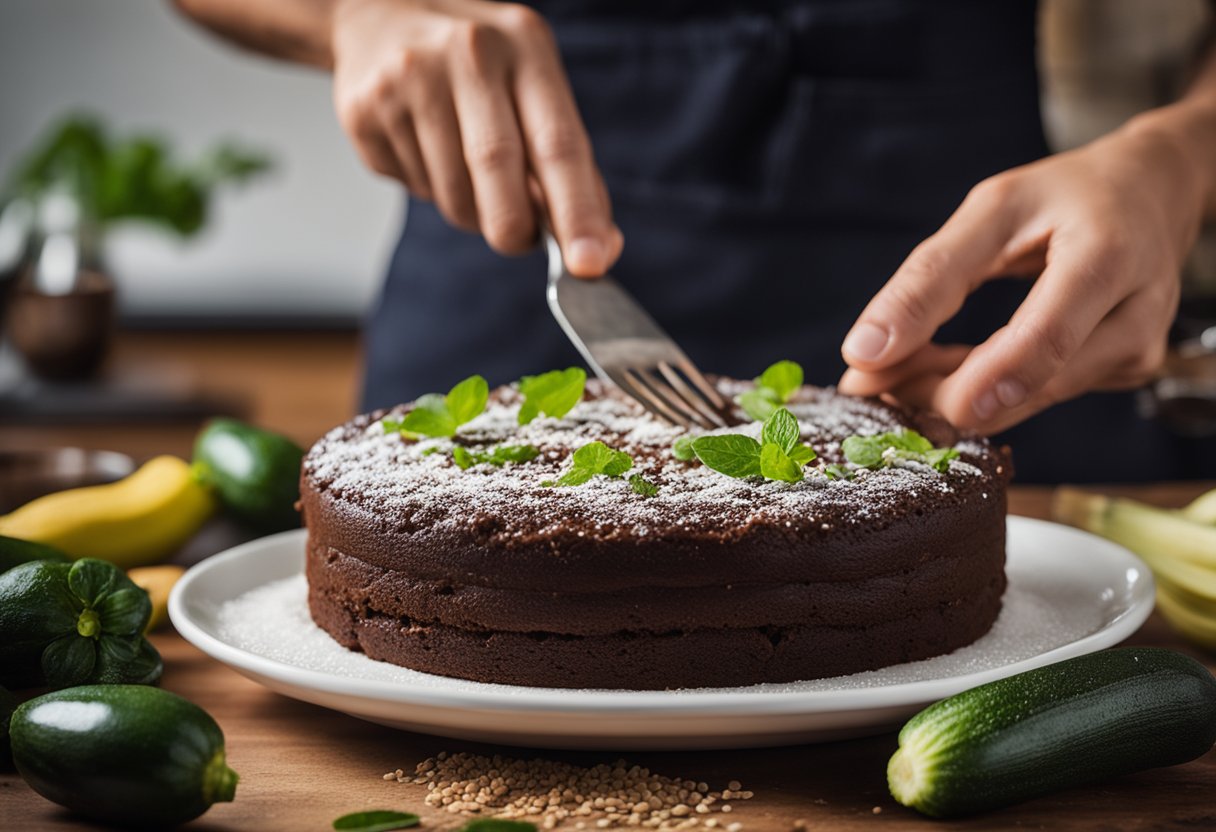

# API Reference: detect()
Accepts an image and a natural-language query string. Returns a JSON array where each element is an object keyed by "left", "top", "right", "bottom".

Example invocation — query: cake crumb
[{"left": 871, "top": 806, "right": 882, "bottom": 815}]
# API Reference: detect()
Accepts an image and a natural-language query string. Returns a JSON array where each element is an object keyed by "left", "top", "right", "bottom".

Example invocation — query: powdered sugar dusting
[{"left": 303, "top": 381, "right": 999, "bottom": 541}]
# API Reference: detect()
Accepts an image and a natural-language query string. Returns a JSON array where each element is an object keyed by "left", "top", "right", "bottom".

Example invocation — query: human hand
[
  {"left": 838, "top": 105, "right": 1216, "bottom": 434},
  {"left": 331, "top": 0, "right": 622, "bottom": 275}
]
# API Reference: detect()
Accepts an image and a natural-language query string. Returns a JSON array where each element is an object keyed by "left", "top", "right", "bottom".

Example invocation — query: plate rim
[{"left": 169, "top": 516, "right": 1155, "bottom": 716}]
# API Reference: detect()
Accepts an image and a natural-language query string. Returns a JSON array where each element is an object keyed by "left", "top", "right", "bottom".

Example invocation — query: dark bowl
[{"left": 0, "top": 447, "right": 135, "bottom": 514}]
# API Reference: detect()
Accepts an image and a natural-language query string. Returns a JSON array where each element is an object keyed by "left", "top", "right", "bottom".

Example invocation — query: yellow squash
[
  {"left": 127, "top": 564, "right": 186, "bottom": 632},
  {"left": 0, "top": 456, "right": 216, "bottom": 568}
]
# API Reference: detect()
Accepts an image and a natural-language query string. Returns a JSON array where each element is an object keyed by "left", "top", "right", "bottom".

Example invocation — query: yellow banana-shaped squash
[{"left": 0, "top": 455, "right": 216, "bottom": 568}]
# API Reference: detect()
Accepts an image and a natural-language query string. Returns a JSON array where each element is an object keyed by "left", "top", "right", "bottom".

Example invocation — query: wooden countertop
[
  {"left": 3, "top": 484, "right": 1214, "bottom": 832},
  {"left": 2, "top": 331, "right": 1215, "bottom": 831}
]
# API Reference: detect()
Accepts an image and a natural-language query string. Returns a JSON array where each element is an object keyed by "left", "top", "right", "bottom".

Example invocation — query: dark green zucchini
[
  {"left": 0, "top": 558, "right": 161, "bottom": 690},
  {"left": 10, "top": 685, "right": 238, "bottom": 827},
  {"left": 0, "top": 684, "right": 18, "bottom": 765},
  {"left": 888, "top": 647, "right": 1216, "bottom": 817},
  {"left": 193, "top": 418, "right": 304, "bottom": 533},
  {"left": 0, "top": 535, "right": 69, "bottom": 574}
]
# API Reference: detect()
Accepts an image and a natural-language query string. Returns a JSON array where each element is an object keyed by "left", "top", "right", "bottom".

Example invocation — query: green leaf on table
[
  {"left": 332, "top": 810, "right": 421, "bottom": 832},
  {"left": 672, "top": 435, "right": 697, "bottom": 461},
  {"left": 517, "top": 367, "right": 586, "bottom": 424},
  {"left": 458, "top": 820, "right": 538, "bottom": 832},
  {"left": 760, "top": 443, "right": 803, "bottom": 483},
  {"left": 629, "top": 474, "right": 659, "bottom": 497},
  {"left": 692, "top": 435, "right": 762, "bottom": 479},
  {"left": 92, "top": 636, "right": 162, "bottom": 685},
  {"left": 383, "top": 375, "right": 489, "bottom": 438},
  {"left": 842, "top": 429, "right": 957, "bottom": 474}
]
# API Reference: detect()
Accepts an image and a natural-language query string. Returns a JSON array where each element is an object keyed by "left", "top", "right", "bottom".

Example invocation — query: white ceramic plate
[{"left": 170, "top": 517, "right": 1154, "bottom": 750}]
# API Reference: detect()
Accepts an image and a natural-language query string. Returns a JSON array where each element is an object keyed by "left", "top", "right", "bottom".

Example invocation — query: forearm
[{"left": 172, "top": 0, "right": 337, "bottom": 68}]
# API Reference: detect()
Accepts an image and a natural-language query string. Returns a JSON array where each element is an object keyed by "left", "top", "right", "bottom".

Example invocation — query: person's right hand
[{"left": 331, "top": 0, "right": 622, "bottom": 275}]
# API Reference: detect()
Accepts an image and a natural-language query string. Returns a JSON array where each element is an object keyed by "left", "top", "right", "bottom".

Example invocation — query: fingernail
[
  {"left": 995, "top": 379, "right": 1027, "bottom": 408},
  {"left": 842, "top": 322, "right": 890, "bottom": 362},
  {"left": 972, "top": 390, "right": 999, "bottom": 421},
  {"left": 566, "top": 237, "right": 606, "bottom": 273}
]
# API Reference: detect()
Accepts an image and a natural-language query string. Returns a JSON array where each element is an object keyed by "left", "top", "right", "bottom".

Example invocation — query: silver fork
[{"left": 544, "top": 231, "right": 729, "bottom": 428}]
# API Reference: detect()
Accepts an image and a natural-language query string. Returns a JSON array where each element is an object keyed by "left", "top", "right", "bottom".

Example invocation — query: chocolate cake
[{"left": 301, "top": 380, "right": 1010, "bottom": 690}]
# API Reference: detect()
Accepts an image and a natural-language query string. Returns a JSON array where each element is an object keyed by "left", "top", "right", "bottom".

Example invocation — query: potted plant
[{"left": 0, "top": 115, "right": 271, "bottom": 380}]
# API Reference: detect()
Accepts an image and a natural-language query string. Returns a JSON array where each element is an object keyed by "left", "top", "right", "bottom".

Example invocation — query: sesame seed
[{"left": 381, "top": 751, "right": 748, "bottom": 829}]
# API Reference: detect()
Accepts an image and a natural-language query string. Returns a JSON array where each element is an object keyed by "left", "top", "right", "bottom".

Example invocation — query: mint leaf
[
  {"left": 545, "top": 441, "right": 636, "bottom": 489},
  {"left": 760, "top": 443, "right": 803, "bottom": 483},
  {"left": 757, "top": 360, "right": 803, "bottom": 403},
  {"left": 386, "top": 375, "right": 489, "bottom": 438},
  {"left": 333, "top": 810, "right": 421, "bottom": 832},
  {"left": 842, "top": 430, "right": 957, "bottom": 473},
  {"left": 760, "top": 408, "right": 800, "bottom": 454},
  {"left": 788, "top": 444, "right": 817, "bottom": 466},
  {"left": 458, "top": 821, "right": 538, "bottom": 832},
  {"left": 400, "top": 394, "right": 458, "bottom": 438},
  {"left": 450, "top": 444, "right": 539, "bottom": 470},
  {"left": 629, "top": 474, "right": 658, "bottom": 497},
  {"left": 672, "top": 435, "right": 697, "bottom": 461},
  {"left": 692, "top": 434, "right": 762, "bottom": 479},
  {"left": 517, "top": 367, "right": 587, "bottom": 425},
  {"left": 823, "top": 463, "right": 854, "bottom": 481},
  {"left": 736, "top": 389, "right": 778, "bottom": 422},
  {"left": 446, "top": 375, "right": 489, "bottom": 426},
  {"left": 924, "top": 447, "right": 960, "bottom": 472},
  {"left": 841, "top": 434, "right": 885, "bottom": 468}
]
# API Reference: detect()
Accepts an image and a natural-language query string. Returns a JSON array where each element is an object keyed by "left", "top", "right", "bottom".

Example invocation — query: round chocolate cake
[{"left": 301, "top": 380, "right": 1010, "bottom": 690}]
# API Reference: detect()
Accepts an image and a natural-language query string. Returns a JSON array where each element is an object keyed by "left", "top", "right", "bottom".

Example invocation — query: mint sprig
[
  {"left": 517, "top": 367, "right": 586, "bottom": 425},
  {"left": 542, "top": 441, "right": 657, "bottom": 494},
  {"left": 841, "top": 429, "right": 959, "bottom": 473},
  {"left": 672, "top": 435, "right": 697, "bottom": 461},
  {"left": 691, "top": 407, "right": 818, "bottom": 483},
  {"left": 383, "top": 375, "right": 488, "bottom": 438},
  {"left": 451, "top": 444, "right": 540, "bottom": 470},
  {"left": 736, "top": 360, "right": 803, "bottom": 421}
]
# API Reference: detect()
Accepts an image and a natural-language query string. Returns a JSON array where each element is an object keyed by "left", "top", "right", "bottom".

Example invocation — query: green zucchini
[
  {"left": 0, "top": 535, "right": 69, "bottom": 574},
  {"left": 889, "top": 648, "right": 1216, "bottom": 817},
  {"left": 10, "top": 685, "right": 238, "bottom": 826},
  {"left": 193, "top": 418, "right": 304, "bottom": 533},
  {"left": 0, "top": 558, "right": 161, "bottom": 690}
]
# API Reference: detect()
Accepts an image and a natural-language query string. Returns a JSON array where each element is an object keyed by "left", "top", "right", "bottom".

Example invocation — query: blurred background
[{"left": 0, "top": 0, "right": 1214, "bottom": 516}]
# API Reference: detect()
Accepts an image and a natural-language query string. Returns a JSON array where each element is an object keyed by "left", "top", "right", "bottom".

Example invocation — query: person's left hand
[{"left": 837, "top": 106, "right": 1214, "bottom": 434}]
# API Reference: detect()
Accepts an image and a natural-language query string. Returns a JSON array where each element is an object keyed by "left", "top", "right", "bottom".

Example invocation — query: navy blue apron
[{"left": 364, "top": 0, "right": 1215, "bottom": 483}]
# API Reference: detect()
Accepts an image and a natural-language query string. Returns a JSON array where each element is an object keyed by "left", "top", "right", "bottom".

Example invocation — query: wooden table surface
[
  {"left": 2, "top": 484, "right": 1214, "bottom": 832},
  {"left": 3, "top": 331, "right": 1215, "bottom": 830}
]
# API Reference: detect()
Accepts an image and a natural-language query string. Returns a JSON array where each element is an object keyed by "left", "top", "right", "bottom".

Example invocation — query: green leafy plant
[
  {"left": 691, "top": 407, "right": 817, "bottom": 484},
  {"left": 823, "top": 463, "right": 854, "bottom": 481},
  {"left": 451, "top": 444, "right": 540, "bottom": 470},
  {"left": 5, "top": 115, "right": 271, "bottom": 236},
  {"left": 543, "top": 440, "right": 657, "bottom": 495},
  {"left": 736, "top": 360, "right": 803, "bottom": 421},
  {"left": 517, "top": 367, "right": 587, "bottom": 424},
  {"left": 841, "top": 430, "right": 959, "bottom": 473},
  {"left": 332, "top": 811, "right": 421, "bottom": 832},
  {"left": 383, "top": 375, "right": 489, "bottom": 439}
]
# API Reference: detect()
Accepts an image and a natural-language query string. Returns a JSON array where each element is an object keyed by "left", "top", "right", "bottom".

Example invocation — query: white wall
[{"left": 0, "top": 0, "right": 402, "bottom": 320}]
